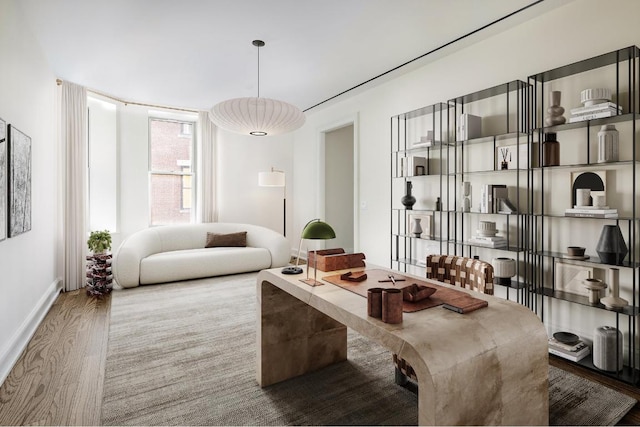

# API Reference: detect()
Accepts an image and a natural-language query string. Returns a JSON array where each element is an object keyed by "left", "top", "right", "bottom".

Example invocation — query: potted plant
[{"left": 87, "top": 230, "right": 112, "bottom": 254}]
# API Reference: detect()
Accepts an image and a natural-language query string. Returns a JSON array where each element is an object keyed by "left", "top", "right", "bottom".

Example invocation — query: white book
[
  {"left": 565, "top": 212, "right": 619, "bottom": 219},
  {"left": 548, "top": 338, "right": 583, "bottom": 352},
  {"left": 468, "top": 238, "right": 507, "bottom": 248},
  {"left": 472, "top": 235, "right": 506, "bottom": 242},
  {"left": 548, "top": 341, "right": 590, "bottom": 362},
  {"left": 570, "top": 102, "right": 621, "bottom": 115},
  {"left": 572, "top": 205, "right": 610, "bottom": 210},
  {"left": 571, "top": 106, "right": 619, "bottom": 117},
  {"left": 568, "top": 110, "right": 617, "bottom": 122},
  {"left": 566, "top": 208, "right": 617, "bottom": 214}
]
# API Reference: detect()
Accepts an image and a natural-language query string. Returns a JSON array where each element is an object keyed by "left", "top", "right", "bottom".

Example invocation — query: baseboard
[{"left": 0, "top": 278, "right": 62, "bottom": 387}]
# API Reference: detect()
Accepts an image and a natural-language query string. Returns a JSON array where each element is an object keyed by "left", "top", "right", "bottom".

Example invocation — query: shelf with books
[{"left": 391, "top": 102, "right": 450, "bottom": 274}]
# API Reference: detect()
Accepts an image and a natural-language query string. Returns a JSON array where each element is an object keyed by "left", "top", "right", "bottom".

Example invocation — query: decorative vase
[
  {"left": 593, "top": 326, "right": 623, "bottom": 372},
  {"left": 596, "top": 224, "right": 628, "bottom": 265},
  {"left": 410, "top": 217, "right": 423, "bottom": 237},
  {"left": 600, "top": 267, "right": 628, "bottom": 309},
  {"left": 544, "top": 91, "right": 566, "bottom": 126},
  {"left": 597, "top": 124, "right": 619, "bottom": 163},
  {"left": 401, "top": 181, "right": 416, "bottom": 210},
  {"left": 542, "top": 132, "right": 560, "bottom": 166},
  {"left": 492, "top": 257, "right": 516, "bottom": 286},
  {"left": 435, "top": 196, "right": 441, "bottom": 211}
]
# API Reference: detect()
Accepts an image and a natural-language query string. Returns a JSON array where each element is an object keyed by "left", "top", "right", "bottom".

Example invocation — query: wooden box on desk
[{"left": 307, "top": 248, "right": 366, "bottom": 272}]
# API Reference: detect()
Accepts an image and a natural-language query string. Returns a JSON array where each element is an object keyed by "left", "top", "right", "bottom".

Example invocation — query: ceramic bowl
[
  {"left": 567, "top": 246, "right": 586, "bottom": 256},
  {"left": 402, "top": 284, "right": 436, "bottom": 302},
  {"left": 580, "top": 88, "right": 612, "bottom": 106}
]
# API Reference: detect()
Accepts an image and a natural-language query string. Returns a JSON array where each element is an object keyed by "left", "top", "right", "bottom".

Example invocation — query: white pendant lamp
[{"left": 209, "top": 40, "right": 305, "bottom": 136}]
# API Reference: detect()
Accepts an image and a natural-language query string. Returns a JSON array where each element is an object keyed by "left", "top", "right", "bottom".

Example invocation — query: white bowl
[{"left": 581, "top": 88, "right": 611, "bottom": 106}]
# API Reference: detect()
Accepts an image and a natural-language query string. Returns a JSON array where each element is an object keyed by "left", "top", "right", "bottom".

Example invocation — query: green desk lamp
[{"left": 282, "top": 219, "right": 335, "bottom": 285}]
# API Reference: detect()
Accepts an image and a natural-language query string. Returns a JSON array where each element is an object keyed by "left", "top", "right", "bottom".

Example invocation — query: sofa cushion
[
  {"left": 140, "top": 247, "right": 271, "bottom": 285},
  {"left": 205, "top": 231, "right": 247, "bottom": 248}
]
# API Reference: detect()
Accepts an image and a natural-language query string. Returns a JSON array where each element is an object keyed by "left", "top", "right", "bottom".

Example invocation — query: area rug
[{"left": 101, "top": 272, "right": 636, "bottom": 426}]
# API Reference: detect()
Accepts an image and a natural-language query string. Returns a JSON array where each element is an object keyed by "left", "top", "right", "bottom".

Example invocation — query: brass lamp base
[{"left": 300, "top": 278, "right": 324, "bottom": 287}]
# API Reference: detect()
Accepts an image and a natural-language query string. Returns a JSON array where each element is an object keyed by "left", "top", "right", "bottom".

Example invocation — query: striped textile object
[{"left": 395, "top": 254, "right": 494, "bottom": 381}]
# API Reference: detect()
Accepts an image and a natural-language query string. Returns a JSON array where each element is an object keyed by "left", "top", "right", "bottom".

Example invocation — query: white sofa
[{"left": 113, "top": 223, "right": 290, "bottom": 288}]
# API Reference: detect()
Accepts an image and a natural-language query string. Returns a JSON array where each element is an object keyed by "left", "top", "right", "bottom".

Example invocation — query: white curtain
[
  {"left": 60, "top": 81, "right": 88, "bottom": 292},
  {"left": 199, "top": 111, "right": 217, "bottom": 223}
]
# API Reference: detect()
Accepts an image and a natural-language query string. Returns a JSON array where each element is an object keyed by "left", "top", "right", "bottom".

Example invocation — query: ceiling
[{"left": 17, "top": 0, "right": 565, "bottom": 112}]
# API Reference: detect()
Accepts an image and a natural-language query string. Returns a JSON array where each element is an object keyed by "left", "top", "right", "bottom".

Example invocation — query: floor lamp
[{"left": 258, "top": 167, "right": 286, "bottom": 236}]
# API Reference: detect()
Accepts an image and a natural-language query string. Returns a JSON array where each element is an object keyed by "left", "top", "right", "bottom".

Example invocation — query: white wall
[
  {"left": 216, "top": 128, "right": 294, "bottom": 240},
  {"left": 0, "top": 0, "right": 60, "bottom": 385},
  {"left": 292, "top": 0, "right": 640, "bottom": 346}
]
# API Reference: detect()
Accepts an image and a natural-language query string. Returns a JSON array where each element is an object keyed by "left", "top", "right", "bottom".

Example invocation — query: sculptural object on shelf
[{"left": 545, "top": 90, "right": 566, "bottom": 126}]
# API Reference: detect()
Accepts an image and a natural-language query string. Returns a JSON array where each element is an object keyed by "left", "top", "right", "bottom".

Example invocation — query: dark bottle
[{"left": 542, "top": 132, "right": 560, "bottom": 167}]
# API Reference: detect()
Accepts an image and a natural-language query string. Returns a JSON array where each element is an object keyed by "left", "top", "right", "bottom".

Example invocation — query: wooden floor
[{"left": 0, "top": 289, "right": 639, "bottom": 425}]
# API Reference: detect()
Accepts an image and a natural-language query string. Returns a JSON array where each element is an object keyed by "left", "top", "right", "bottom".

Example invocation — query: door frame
[{"left": 316, "top": 113, "right": 360, "bottom": 252}]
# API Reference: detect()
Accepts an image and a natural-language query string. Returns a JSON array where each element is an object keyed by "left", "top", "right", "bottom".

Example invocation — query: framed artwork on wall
[
  {"left": 555, "top": 261, "right": 594, "bottom": 297},
  {"left": 0, "top": 117, "right": 6, "bottom": 242},
  {"left": 8, "top": 124, "right": 31, "bottom": 237}
]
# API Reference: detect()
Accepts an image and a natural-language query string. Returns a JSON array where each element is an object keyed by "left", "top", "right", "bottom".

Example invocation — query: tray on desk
[{"left": 322, "top": 269, "right": 487, "bottom": 313}]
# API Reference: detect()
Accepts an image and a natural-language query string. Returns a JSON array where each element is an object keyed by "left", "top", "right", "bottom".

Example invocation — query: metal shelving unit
[{"left": 528, "top": 45, "right": 640, "bottom": 385}]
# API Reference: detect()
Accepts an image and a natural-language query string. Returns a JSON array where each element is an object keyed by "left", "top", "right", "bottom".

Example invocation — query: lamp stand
[{"left": 300, "top": 249, "right": 324, "bottom": 286}]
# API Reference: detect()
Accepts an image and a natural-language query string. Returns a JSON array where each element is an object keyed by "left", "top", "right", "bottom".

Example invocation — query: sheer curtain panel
[
  {"left": 199, "top": 111, "right": 217, "bottom": 223},
  {"left": 60, "top": 81, "right": 88, "bottom": 292}
]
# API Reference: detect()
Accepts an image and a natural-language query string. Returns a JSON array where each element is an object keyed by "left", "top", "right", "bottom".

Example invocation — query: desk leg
[{"left": 257, "top": 280, "right": 347, "bottom": 387}]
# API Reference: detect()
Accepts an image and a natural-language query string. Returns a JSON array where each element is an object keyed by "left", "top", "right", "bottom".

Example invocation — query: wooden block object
[{"left": 307, "top": 248, "right": 366, "bottom": 272}]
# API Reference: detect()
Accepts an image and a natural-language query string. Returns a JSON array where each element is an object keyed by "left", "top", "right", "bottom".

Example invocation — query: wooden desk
[{"left": 257, "top": 266, "right": 548, "bottom": 426}]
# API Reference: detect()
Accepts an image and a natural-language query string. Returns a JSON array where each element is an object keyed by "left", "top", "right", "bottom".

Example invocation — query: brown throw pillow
[{"left": 205, "top": 231, "right": 247, "bottom": 248}]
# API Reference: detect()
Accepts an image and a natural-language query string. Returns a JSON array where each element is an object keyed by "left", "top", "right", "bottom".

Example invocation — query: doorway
[{"left": 324, "top": 124, "right": 355, "bottom": 253}]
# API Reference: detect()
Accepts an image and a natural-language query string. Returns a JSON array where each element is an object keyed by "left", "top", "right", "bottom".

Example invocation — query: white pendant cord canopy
[{"left": 209, "top": 40, "right": 305, "bottom": 136}]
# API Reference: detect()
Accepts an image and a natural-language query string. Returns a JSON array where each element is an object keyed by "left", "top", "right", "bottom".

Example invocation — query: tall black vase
[
  {"left": 401, "top": 181, "right": 416, "bottom": 210},
  {"left": 596, "top": 224, "right": 628, "bottom": 265}
]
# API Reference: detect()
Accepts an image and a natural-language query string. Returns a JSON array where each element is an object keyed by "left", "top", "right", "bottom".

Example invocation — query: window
[{"left": 149, "top": 118, "right": 195, "bottom": 225}]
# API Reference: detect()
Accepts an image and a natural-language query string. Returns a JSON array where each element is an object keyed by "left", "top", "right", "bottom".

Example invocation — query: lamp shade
[
  {"left": 258, "top": 170, "right": 285, "bottom": 187},
  {"left": 209, "top": 97, "right": 305, "bottom": 136},
  {"left": 301, "top": 219, "right": 336, "bottom": 240}
]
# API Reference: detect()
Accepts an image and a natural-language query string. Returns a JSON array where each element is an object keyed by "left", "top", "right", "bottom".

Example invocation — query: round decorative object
[
  {"left": 401, "top": 181, "right": 416, "bottom": 210},
  {"left": 478, "top": 221, "right": 497, "bottom": 236},
  {"left": 492, "top": 257, "right": 516, "bottom": 286},
  {"left": 566, "top": 246, "right": 586, "bottom": 257},
  {"left": 593, "top": 326, "right": 623, "bottom": 372},
  {"left": 600, "top": 267, "right": 628, "bottom": 309},
  {"left": 580, "top": 88, "right": 612, "bottom": 106},
  {"left": 553, "top": 331, "right": 580, "bottom": 345},
  {"left": 582, "top": 278, "right": 607, "bottom": 304}
]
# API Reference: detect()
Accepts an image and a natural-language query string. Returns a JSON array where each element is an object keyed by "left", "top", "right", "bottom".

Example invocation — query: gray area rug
[{"left": 102, "top": 272, "right": 636, "bottom": 426}]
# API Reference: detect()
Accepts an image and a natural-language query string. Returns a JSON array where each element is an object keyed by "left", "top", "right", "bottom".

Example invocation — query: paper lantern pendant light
[{"left": 209, "top": 40, "right": 305, "bottom": 136}]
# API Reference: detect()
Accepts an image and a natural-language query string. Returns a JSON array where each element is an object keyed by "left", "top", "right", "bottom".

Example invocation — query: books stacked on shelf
[
  {"left": 568, "top": 101, "right": 622, "bottom": 123},
  {"left": 565, "top": 206, "right": 618, "bottom": 218},
  {"left": 548, "top": 337, "right": 590, "bottom": 362},
  {"left": 468, "top": 235, "right": 507, "bottom": 248},
  {"left": 400, "top": 156, "right": 427, "bottom": 176}
]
